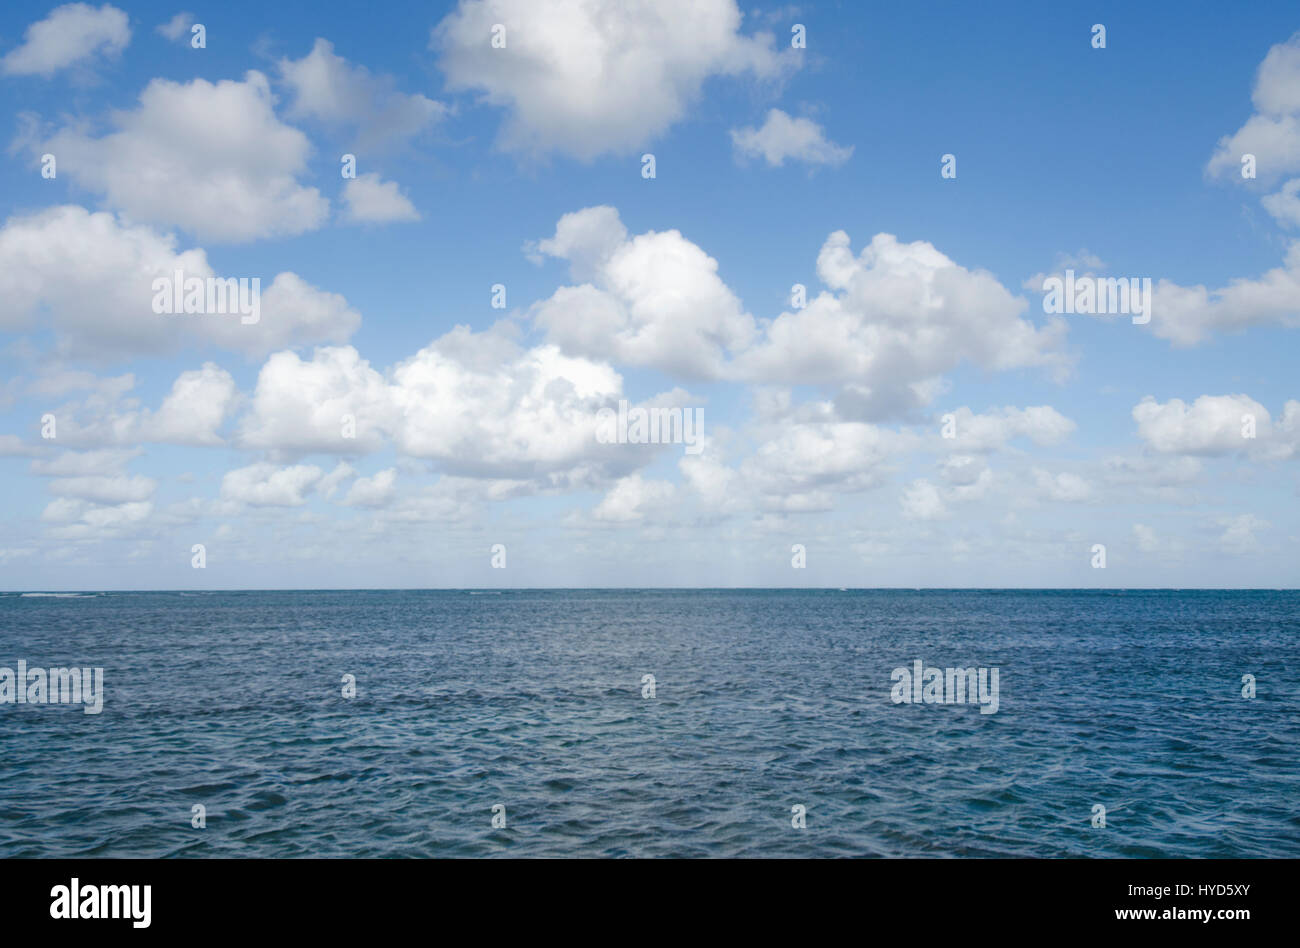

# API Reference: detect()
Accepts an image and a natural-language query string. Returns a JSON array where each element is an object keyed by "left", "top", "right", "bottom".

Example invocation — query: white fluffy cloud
[
  {"left": 592, "top": 473, "right": 676, "bottom": 522},
  {"left": 432, "top": 0, "right": 794, "bottom": 159},
  {"left": 388, "top": 328, "right": 628, "bottom": 483},
  {"left": 730, "top": 109, "right": 852, "bottom": 167},
  {"left": 280, "top": 38, "right": 448, "bottom": 150},
  {"left": 343, "top": 468, "right": 397, "bottom": 507},
  {"left": 530, "top": 206, "right": 756, "bottom": 379},
  {"left": 239, "top": 346, "right": 392, "bottom": 456},
  {"left": 221, "top": 463, "right": 324, "bottom": 507},
  {"left": 734, "top": 232, "right": 1068, "bottom": 418},
  {"left": 940, "top": 405, "right": 1076, "bottom": 453},
  {"left": 238, "top": 327, "right": 659, "bottom": 487},
  {"left": 1148, "top": 242, "right": 1300, "bottom": 345},
  {"left": 0, "top": 206, "right": 359, "bottom": 357},
  {"left": 529, "top": 208, "right": 1069, "bottom": 417},
  {"left": 145, "top": 364, "right": 240, "bottom": 445},
  {"left": 1133, "top": 394, "right": 1270, "bottom": 456},
  {"left": 27, "top": 364, "right": 238, "bottom": 448},
  {"left": 1207, "top": 33, "right": 1300, "bottom": 183},
  {"left": 1, "top": 3, "right": 129, "bottom": 77},
  {"left": 740, "top": 420, "right": 905, "bottom": 511},
  {"left": 40, "top": 72, "right": 328, "bottom": 242},
  {"left": 341, "top": 173, "right": 420, "bottom": 224}
]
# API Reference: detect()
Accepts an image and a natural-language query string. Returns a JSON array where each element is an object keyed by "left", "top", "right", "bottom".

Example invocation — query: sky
[{"left": 0, "top": 0, "right": 1298, "bottom": 589}]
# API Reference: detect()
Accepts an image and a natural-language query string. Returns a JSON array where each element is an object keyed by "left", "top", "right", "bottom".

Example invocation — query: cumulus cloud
[
  {"left": 432, "top": 0, "right": 795, "bottom": 159},
  {"left": 1207, "top": 33, "right": 1300, "bottom": 184},
  {"left": 342, "top": 468, "right": 397, "bottom": 507},
  {"left": 730, "top": 109, "right": 852, "bottom": 167},
  {"left": 592, "top": 473, "right": 676, "bottom": 522},
  {"left": 0, "top": 206, "right": 359, "bottom": 357},
  {"left": 144, "top": 363, "right": 240, "bottom": 445},
  {"left": 1133, "top": 394, "right": 1270, "bottom": 456},
  {"left": 37, "top": 72, "right": 328, "bottom": 242},
  {"left": 939, "top": 405, "right": 1076, "bottom": 453},
  {"left": 221, "top": 463, "right": 323, "bottom": 507},
  {"left": 341, "top": 173, "right": 420, "bottom": 224},
  {"left": 238, "top": 346, "right": 392, "bottom": 456},
  {"left": 530, "top": 206, "right": 756, "bottom": 379},
  {"left": 1148, "top": 243, "right": 1300, "bottom": 345},
  {"left": 21, "top": 365, "right": 237, "bottom": 449},
  {"left": 732, "top": 231, "right": 1068, "bottom": 418},
  {"left": 1, "top": 3, "right": 129, "bottom": 77},
  {"left": 238, "top": 326, "right": 668, "bottom": 488},
  {"left": 42, "top": 499, "right": 152, "bottom": 540},
  {"left": 529, "top": 208, "right": 1067, "bottom": 408},
  {"left": 280, "top": 38, "right": 448, "bottom": 150},
  {"left": 740, "top": 420, "right": 905, "bottom": 511}
]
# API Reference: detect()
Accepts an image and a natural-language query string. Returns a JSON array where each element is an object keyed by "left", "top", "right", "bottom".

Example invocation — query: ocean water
[{"left": 0, "top": 589, "right": 1296, "bottom": 858}]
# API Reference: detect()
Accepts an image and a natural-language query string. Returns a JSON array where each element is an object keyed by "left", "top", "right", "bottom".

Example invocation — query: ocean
[{"left": 1, "top": 589, "right": 1296, "bottom": 857}]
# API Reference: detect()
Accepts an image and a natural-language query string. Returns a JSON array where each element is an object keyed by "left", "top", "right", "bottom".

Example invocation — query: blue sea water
[{"left": 0, "top": 589, "right": 1296, "bottom": 858}]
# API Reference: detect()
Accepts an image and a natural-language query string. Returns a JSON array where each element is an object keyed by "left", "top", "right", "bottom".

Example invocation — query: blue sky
[{"left": 1, "top": 0, "right": 1298, "bottom": 589}]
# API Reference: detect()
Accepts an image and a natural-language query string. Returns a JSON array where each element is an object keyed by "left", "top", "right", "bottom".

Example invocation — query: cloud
[
  {"left": 432, "top": 0, "right": 795, "bottom": 159},
  {"left": 530, "top": 206, "right": 756, "bottom": 379},
  {"left": 1148, "top": 242, "right": 1300, "bottom": 344},
  {"left": 238, "top": 327, "right": 662, "bottom": 488},
  {"left": 1030, "top": 467, "right": 1093, "bottom": 502},
  {"left": 1133, "top": 394, "right": 1269, "bottom": 456},
  {"left": 38, "top": 72, "right": 328, "bottom": 242},
  {"left": 530, "top": 208, "right": 1069, "bottom": 417},
  {"left": 42, "top": 499, "right": 152, "bottom": 539},
  {"left": 740, "top": 420, "right": 905, "bottom": 511},
  {"left": 1, "top": 3, "right": 129, "bottom": 77},
  {"left": 238, "top": 346, "right": 392, "bottom": 456},
  {"left": 341, "top": 173, "right": 420, "bottom": 224},
  {"left": 21, "top": 365, "right": 237, "bottom": 449},
  {"left": 901, "top": 479, "right": 947, "bottom": 520},
  {"left": 1207, "top": 33, "right": 1300, "bottom": 184},
  {"left": 280, "top": 38, "right": 449, "bottom": 150},
  {"left": 155, "top": 12, "right": 193, "bottom": 42},
  {"left": 0, "top": 435, "right": 43, "bottom": 458},
  {"left": 220, "top": 462, "right": 323, "bottom": 507},
  {"left": 939, "top": 405, "right": 1076, "bottom": 453},
  {"left": 734, "top": 232, "right": 1068, "bottom": 418},
  {"left": 342, "top": 468, "right": 397, "bottom": 507},
  {"left": 592, "top": 473, "right": 675, "bottom": 522},
  {"left": 730, "top": 109, "right": 852, "bottom": 167},
  {"left": 1262, "top": 178, "right": 1300, "bottom": 227},
  {"left": 144, "top": 363, "right": 239, "bottom": 445},
  {"left": 1217, "top": 513, "right": 1268, "bottom": 554},
  {"left": 0, "top": 206, "right": 359, "bottom": 358}
]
